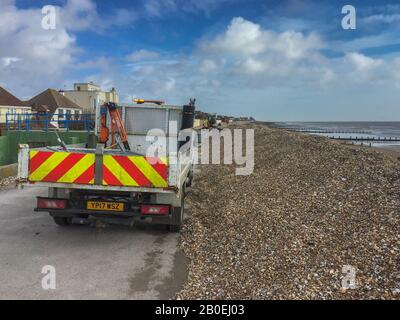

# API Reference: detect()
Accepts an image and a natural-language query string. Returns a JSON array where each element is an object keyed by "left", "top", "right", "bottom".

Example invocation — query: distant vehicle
[
  {"left": 17, "top": 100, "right": 196, "bottom": 232},
  {"left": 204, "top": 113, "right": 217, "bottom": 129}
]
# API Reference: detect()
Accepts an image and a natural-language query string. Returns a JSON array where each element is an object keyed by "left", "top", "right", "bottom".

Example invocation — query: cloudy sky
[{"left": 1, "top": 0, "right": 400, "bottom": 121}]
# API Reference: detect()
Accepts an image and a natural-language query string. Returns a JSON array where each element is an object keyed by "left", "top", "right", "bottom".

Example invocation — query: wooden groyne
[
  {"left": 289, "top": 129, "right": 372, "bottom": 134},
  {"left": 328, "top": 136, "right": 400, "bottom": 142}
]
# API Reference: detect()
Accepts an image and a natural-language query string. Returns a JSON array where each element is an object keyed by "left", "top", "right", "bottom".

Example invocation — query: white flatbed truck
[{"left": 17, "top": 102, "right": 195, "bottom": 232}]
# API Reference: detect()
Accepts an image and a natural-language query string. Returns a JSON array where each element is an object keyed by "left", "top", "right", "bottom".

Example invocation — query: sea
[{"left": 270, "top": 122, "right": 400, "bottom": 151}]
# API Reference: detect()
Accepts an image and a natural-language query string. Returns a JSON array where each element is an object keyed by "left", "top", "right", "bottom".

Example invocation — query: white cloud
[
  {"left": 364, "top": 13, "right": 400, "bottom": 24},
  {"left": 58, "top": 0, "right": 99, "bottom": 31},
  {"left": 113, "top": 8, "right": 138, "bottom": 26},
  {"left": 345, "top": 52, "right": 383, "bottom": 72},
  {"left": 2, "top": 3, "right": 400, "bottom": 121},
  {"left": 144, "top": 0, "right": 172, "bottom": 17},
  {"left": 393, "top": 58, "right": 400, "bottom": 80},
  {"left": 74, "top": 56, "right": 115, "bottom": 72},
  {"left": 273, "top": 31, "right": 323, "bottom": 60},
  {"left": 237, "top": 58, "right": 267, "bottom": 75},
  {"left": 202, "top": 17, "right": 323, "bottom": 59},
  {"left": 1, "top": 57, "right": 20, "bottom": 67},
  {"left": 203, "top": 17, "right": 267, "bottom": 56},
  {"left": 94, "top": 17, "right": 330, "bottom": 109},
  {"left": 164, "top": 77, "right": 176, "bottom": 91},
  {"left": 197, "top": 17, "right": 325, "bottom": 81},
  {"left": 144, "top": 0, "right": 236, "bottom": 17},
  {"left": 103, "top": 16, "right": 400, "bottom": 120},
  {"left": 126, "top": 49, "right": 160, "bottom": 62},
  {"left": 57, "top": 0, "right": 136, "bottom": 32},
  {"left": 0, "top": 1, "right": 76, "bottom": 96},
  {"left": 333, "top": 33, "right": 399, "bottom": 53},
  {"left": 200, "top": 59, "right": 217, "bottom": 73},
  {"left": 0, "top": 0, "right": 135, "bottom": 97},
  {"left": 362, "top": 4, "right": 400, "bottom": 24}
]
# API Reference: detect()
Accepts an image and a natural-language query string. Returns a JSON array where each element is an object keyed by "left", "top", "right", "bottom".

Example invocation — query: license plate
[{"left": 87, "top": 201, "right": 124, "bottom": 212}]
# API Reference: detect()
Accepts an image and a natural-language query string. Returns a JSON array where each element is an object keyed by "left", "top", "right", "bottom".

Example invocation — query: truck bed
[{"left": 18, "top": 103, "right": 194, "bottom": 195}]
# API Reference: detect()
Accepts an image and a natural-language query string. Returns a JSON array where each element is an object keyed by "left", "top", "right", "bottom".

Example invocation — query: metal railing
[{"left": 5, "top": 112, "right": 95, "bottom": 132}]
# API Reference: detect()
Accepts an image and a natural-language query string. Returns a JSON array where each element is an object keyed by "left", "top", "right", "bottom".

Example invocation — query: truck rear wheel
[
  {"left": 167, "top": 207, "right": 183, "bottom": 232},
  {"left": 186, "top": 168, "right": 194, "bottom": 188},
  {"left": 52, "top": 217, "right": 72, "bottom": 226}
]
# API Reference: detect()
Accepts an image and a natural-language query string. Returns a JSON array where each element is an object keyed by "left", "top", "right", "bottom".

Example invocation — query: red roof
[
  {"left": 0, "top": 86, "right": 26, "bottom": 107},
  {"left": 26, "top": 89, "right": 82, "bottom": 114}
]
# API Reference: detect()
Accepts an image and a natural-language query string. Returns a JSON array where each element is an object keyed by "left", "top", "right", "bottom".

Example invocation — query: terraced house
[
  {"left": 0, "top": 86, "right": 31, "bottom": 123},
  {"left": 26, "top": 88, "right": 83, "bottom": 129}
]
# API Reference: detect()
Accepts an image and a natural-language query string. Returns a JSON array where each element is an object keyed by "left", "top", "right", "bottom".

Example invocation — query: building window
[{"left": 77, "top": 86, "right": 81, "bottom": 91}]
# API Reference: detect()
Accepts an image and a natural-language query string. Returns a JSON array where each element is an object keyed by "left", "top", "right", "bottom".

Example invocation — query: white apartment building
[{"left": 63, "top": 82, "right": 119, "bottom": 113}]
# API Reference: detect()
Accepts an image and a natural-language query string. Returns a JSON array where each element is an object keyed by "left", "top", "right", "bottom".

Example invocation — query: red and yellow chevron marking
[
  {"left": 102, "top": 155, "right": 168, "bottom": 188},
  {"left": 29, "top": 151, "right": 95, "bottom": 184}
]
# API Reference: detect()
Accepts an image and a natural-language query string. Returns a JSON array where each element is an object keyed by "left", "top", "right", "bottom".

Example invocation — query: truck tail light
[
  {"left": 140, "top": 205, "right": 169, "bottom": 215},
  {"left": 37, "top": 198, "right": 67, "bottom": 210}
]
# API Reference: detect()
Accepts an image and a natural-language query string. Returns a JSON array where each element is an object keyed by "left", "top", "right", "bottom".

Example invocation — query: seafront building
[
  {"left": 63, "top": 82, "right": 119, "bottom": 114},
  {"left": 26, "top": 89, "right": 83, "bottom": 129},
  {"left": 0, "top": 86, "right": 31, "bottom": 123}
]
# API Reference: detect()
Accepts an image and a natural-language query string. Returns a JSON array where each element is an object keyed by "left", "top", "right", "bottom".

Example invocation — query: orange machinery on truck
[{"left": 99, "top": 102, "right": 130, "bottom": 151}]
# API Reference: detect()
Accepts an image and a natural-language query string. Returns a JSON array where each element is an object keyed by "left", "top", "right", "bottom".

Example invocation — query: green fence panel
[
  {"left": 3, "top": 131, "right": 91, "bottom": 164},
  {"left": 0, "top": 136, "right": 10, "bottom": 166}
]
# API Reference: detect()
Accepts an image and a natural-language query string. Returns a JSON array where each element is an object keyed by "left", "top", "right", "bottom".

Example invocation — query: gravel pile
[
  {"left": 177, "top": 123, "right": 400, "bottom": 299},
  {"left": 0, "top": 176, "right": 17, "bottom": 190}
]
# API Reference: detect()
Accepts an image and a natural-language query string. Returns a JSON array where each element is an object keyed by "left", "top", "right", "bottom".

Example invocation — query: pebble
[
  {"left": 0, "top": 176, "right": 16, "bottom": 190},
  {"left": 175, "top": 123, "right": 400, "bottom": 300}
]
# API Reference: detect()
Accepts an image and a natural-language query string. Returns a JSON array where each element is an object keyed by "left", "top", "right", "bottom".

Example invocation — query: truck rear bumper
[
  {"left": 48, "top": 210, "right": 173, "bottom": 226},
  {"left": 35, "top": 197, "right": 179, "bottom": 226}
]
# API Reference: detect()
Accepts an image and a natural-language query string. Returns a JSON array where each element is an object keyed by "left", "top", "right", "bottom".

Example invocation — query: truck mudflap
[{"left": 28, "top": 150, "right": 169, "bottom": 188}]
